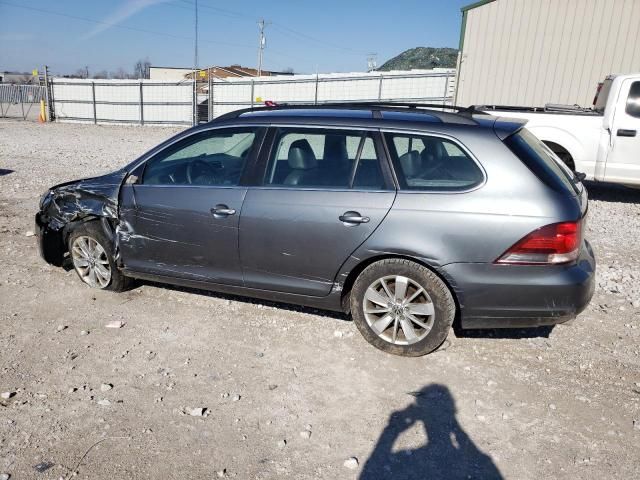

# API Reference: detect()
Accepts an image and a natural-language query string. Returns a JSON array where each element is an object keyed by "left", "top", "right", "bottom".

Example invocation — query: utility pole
[
  {"left": 367, "top": 53, "right": 378, "bottom": 72},
  {"left": 194, "top": 0, "right": 199, "bottom": 71},
  {"left": 193, "top": 0, "right": 199, "bottom": 126},
  {"left": 257, "top": 19, "right": 271, "bottom": 77},
  {"left": 85, "top": 65, "right": 89, "bottom": 79},
  {"left": 43, "top": 65, "right": 51, "bottom": 122}
]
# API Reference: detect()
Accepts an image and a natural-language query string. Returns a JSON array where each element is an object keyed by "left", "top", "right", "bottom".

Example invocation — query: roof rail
[{"left": 213, "top": 101, "right": 479, "bottom": 122}]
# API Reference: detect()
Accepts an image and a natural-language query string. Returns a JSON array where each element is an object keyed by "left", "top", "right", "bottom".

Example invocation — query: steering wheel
[{"left": 186, "top": 159, "right": 218, "bottom": 184}]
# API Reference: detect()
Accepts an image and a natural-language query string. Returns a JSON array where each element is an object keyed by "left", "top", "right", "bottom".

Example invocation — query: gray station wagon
[{"left": 35, "top": 103, "right": 595, "bottom": 356}]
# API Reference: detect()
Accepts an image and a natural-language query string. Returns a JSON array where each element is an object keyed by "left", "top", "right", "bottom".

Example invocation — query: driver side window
[{"left": 142, "top": 128, "right": 259, "bottom": 186}]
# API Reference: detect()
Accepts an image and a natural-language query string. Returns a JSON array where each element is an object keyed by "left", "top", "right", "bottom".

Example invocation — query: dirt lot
[{"left": 1, "top": 120, "right": 639, "bottom": 479}]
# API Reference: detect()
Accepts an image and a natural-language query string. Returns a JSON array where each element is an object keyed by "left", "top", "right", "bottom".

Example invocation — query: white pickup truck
[{"left": 481, "top": 73, "right": 640, "bottom": 188}]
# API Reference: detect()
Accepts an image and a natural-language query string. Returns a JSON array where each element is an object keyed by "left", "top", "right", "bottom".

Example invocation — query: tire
[
  {"left": 67, "top": 221, "right": 130, "bottom": 292},
  {"left": 350, "top": 259, "right": 455, "bottom": 357}
]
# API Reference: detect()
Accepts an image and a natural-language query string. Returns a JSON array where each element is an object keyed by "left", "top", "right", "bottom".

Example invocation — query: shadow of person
[{"left": 360, "top": 384, "right": 503, "bottom": 480}]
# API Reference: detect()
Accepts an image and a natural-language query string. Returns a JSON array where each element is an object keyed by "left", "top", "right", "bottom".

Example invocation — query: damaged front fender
[{"left": 36, "top": 170, "right": 128, "bottom": 266}]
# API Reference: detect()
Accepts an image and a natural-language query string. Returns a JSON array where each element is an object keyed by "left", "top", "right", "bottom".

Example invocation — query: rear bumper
[{"left": 443, "top": 240, "right": 596, "bottom": 329}]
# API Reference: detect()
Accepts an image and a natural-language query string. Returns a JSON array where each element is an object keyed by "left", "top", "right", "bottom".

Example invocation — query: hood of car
[{"left": 39, "top": 170, "right": 128, "bottom": 230}]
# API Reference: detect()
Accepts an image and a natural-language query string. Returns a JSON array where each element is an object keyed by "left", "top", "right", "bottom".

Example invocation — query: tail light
[{"left": 496, "top": 221, "right": 581, "bottom": 265}]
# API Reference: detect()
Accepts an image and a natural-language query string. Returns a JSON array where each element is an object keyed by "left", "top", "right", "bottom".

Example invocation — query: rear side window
[
  {"left": 626, "top": 81, "right": 640, "bottom": 118},
  {"left": 264, "top": 128, "right": 386, "bottom": 190},
  {"left": 384, "top": 132, "right": 484, "bottom": 191},
  {"left": 504, "top": 129, "right": 579, "bottom": 195}
]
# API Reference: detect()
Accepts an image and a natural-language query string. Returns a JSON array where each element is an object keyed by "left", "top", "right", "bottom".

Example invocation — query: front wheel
[
  {"left": 68, "top": 222, "right": 130, "bottom": 292},
  {"left": 350, "top": 259, "right": 456, "bottom": 356}
]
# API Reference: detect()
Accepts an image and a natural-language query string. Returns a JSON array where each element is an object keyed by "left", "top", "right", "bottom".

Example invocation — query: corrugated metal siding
[{"left": 456, "top": 0, "right": 640, "bottom": 107}]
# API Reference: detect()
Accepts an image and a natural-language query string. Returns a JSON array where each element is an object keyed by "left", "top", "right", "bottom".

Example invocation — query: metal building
[{"left": 454, "top": 0, "right": 640, "bottom": 108}]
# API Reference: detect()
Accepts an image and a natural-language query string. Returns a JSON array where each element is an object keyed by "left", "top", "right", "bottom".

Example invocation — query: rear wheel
[
  {"left": 543, "top": 141, "right": 575, "bottom": 171},
  {"left": 350, "top": 259, "right": 455, "bottom": 356},
  {"left": 68, "top": 222, "right": 129, "bottom": 292}
]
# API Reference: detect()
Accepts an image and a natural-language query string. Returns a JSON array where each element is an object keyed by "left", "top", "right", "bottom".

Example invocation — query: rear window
[
  {"left": 504, "top": 129, "right": 580, "bottom": 195},
  {"left": 594, "top": 78, "right": 613, "bottom": 113}
]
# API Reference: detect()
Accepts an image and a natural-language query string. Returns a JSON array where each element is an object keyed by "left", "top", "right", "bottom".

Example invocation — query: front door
[
  {"left": 604, "top": 79, "right": 640, "bottom": 185},
  {"left": 119, "top": 126, "right": 264, "bottom": 285},
  {"left": 239, "top": 127, "right": 396, "bottom": 296}
]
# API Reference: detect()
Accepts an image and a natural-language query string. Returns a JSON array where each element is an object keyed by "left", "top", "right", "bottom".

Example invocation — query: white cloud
[{"left": 84, "top": 0, "right": 170, "bottom": 38}]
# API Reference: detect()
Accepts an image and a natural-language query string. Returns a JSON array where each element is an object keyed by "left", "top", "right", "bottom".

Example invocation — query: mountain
[{"left": 378, "top": 47, "right": 458, "bottom": 71}]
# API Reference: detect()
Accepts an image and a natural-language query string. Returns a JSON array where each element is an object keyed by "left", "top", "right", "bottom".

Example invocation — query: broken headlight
[{"left": 39, "top": 190, "right": 53, "bottom": 210}]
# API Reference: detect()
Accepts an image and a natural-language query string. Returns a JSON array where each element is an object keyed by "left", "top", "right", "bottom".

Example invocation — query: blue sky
[{"left": 0, "top": 0, "right": 469, "bottom": 75}]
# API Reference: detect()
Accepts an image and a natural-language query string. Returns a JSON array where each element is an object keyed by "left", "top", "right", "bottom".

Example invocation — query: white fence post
[
  {"left": 139, "top": 81, "right": 144, "bottom": 125},
  {"left": 91, "top": 82, "right": 97, "bottom": 124}
]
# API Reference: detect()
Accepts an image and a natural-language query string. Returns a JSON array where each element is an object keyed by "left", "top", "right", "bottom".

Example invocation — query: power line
[
  {"left": 0, "top": 1, "right": 254, "bottom": 49},
  {"left": 185, "top": 0, "right": 370, "bottom": 58},
  {"left": 175, "top": 0, "right": 253, "bottom": 20},
  {"left": 1, "top": 0, "right": 356, "bottom": 73},
  {"left": 270, "top": 23, "right": 368, "bottom": 56}
]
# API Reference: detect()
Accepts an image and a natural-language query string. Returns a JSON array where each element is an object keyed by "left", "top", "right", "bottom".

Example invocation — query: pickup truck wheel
[
  {"left": 68, "top": 222, "right": 130, "bottom": 292},
  {"left": 350, "top": 259, "right": 455, "bottom": 357},
  {"left": 543, "top": 141, "right": 575, "bottom": 171}
]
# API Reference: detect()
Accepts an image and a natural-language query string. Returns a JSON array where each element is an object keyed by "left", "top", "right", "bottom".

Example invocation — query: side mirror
[{"left": 125, "top": 174, "right": 139, "bottom": 185}]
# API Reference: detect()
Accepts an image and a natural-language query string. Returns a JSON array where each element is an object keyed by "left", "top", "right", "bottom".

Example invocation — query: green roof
[{"left": 461, "top": 0, "right": 496, "bottom": 12}]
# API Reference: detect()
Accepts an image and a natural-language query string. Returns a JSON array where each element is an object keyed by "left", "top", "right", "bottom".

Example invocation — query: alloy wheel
[
  {"left": 71, "top": 236, "right": 111, "bottom": 288},
  {"left": 362, "top": 275, "right": 435, "bottom": 345}
]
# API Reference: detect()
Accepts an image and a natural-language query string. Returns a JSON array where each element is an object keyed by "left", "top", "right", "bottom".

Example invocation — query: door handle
[
  {"left": 617, "top": 129, "right": 637, "bottom": 137},
  {"left": 339, "top": 211, "right": 370, "bottom": 225},
  {"left": 211, "top": 204, "right": 236, "bottom": 217}
]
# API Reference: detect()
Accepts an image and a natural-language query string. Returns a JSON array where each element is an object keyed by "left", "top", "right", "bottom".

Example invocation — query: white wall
[
  {"left": 456, "top": 0, "right": 640, "bottom": 107},
  {"left": 149, "top": 67, "right": 192, "bottom": 81}
]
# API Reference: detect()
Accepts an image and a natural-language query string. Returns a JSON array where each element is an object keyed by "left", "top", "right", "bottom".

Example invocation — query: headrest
[
  {"left": 324, "top": 135, "right": 349, "bottom": 166},
  {"left": 399, "top": 150, "right": 422, "bottom": 177},
  {"left": 421, "top": 138, "right": 445, "bottom": 164},
  {"left": 288, "top": 139, "right": 317, "bottom": 170}
]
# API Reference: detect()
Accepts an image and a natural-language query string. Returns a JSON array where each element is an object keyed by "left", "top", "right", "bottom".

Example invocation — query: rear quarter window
[
  {"left": 504, "top": 129, "right": 579, "bottom": 195},
  {"left": 384, "top": 132, "right": 484, "bottom": 192}
]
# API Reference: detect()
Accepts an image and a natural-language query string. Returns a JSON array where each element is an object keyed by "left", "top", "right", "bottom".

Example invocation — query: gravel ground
[{"left": 1, "top": 120, "right": 639, "bottom": 480}]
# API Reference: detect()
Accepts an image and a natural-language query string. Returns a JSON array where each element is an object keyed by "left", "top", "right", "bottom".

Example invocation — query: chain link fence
[
  {"left": 206, "top": 70, "right": 456, "bottom": 119},
  {"left": 0, "top": 84, "right": 46, "bottom": 120},
  {"left": 51, "top": 79, "right": 194, "bottom": 125}
]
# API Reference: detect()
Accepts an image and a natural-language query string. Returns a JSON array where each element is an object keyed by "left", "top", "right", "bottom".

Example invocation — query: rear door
[
  {"left": 239, "top": 126, "right": 396, "bottom": 296},
  {"left": 604, "top": 79, "right": 640, "bottom": 185},
  {"left": 118, "top": 126, "right": 264, "bottom": 285}
]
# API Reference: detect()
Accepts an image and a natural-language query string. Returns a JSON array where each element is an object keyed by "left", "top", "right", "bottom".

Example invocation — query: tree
[
  {"left": 110, "top": 68, "right": 130, "bottom": 79},
  {"left": 133, "top": 58, "right": 151, "bottom": 79},
  {"left": 92, "top": 70, "right": 109, "bottom": 79},
  {"left": 72, "top": 68, "right": 88, "bottom": 79}
]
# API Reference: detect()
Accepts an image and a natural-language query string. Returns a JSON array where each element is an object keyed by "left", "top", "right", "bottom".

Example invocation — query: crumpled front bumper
[{"left": 35, "top": 212, "right": 65, "bottom": 266}]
